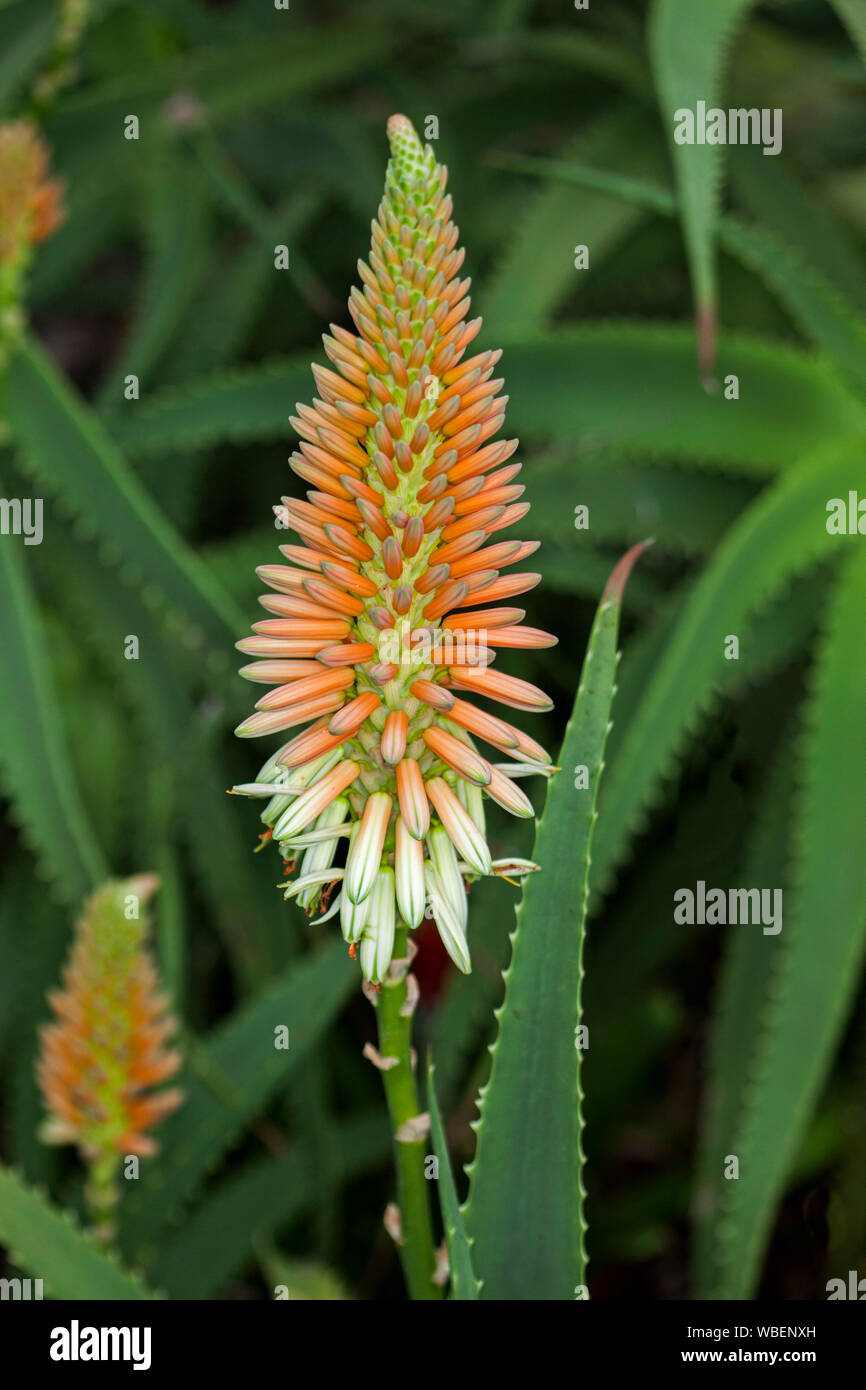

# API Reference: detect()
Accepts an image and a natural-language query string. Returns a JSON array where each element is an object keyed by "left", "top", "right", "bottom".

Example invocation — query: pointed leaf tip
[
  {"left": 697, "top": 301, "right": 717, "bottom": 381},
  {"left": 602, "top": 538, "right": 654, "bottom": 603}
]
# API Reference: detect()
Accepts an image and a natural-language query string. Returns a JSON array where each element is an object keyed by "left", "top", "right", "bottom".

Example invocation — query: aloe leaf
[
  {"left": 692, "top": 738, "right": 796, "bottom": 1298},
  {"left": 119, "top": 939, "right": 356, "bottom": 1262},
  {"left": 0, "top": 522, "right": 105, "bottom": 903},
  {"left": 0, "top": 1162, "right": 156, "bottom": 1300},
  {"left": 96, "top": 147, "right": 210, "bottom": 409},
  {"left": 426, "top": 1056, "right": 480, "bottom": 1300},
  {"left": 46, "top": 527, "right": 289, "bottom": 986},
  {"left": 828, "top": 0, "right": 866, "bottom": 67},
  {"left": 709, "top": 543, "right": 866, "bottom": 1298},
  {"left": 148, "top": 1112, "right": 389, "bottom": 1299},
  {"left": 503, "top": 327, "right": 864, "bottom": 470},
  {"left": 160, "top": 191, "right": 322, "bottom": 385},
  {"left": 6, "top": 334, "right": 244, "bottom": 654},
  {"left": 530, "top": 455, "right": 754, "bottom": 556},
  {"left": 113, "top": 328, "right": 865, "bottom": 473},
  {"left": 648, "top": 0, "right": 756, "bottom": 371},
  {"left": 464, "top": 542, "right": 649, "bottom": 1300},
  {"left": 495, "top": 153, "right": 866, "bottom": 396},
  {"left": 482, "top": 110, "right": 661, "bottom": 341},
  {"left": 29, "top": 172, "right": 130, "bottom": 307},
  {"left": 592, "top": 443, "right": 863, "bottom": 900},
  {"left": 0, "top": 2, "right": 54, "bottom": 112},
  {"left": 46, "top": 25, "right": 388, "bottom": 177},
  {"left": 718, "top": 216, "right": 866, "bottom": 396},
  {"left": 109, "top": 355, "right": 311, "bottom": 458},
  {"left": 503, "top": 28, "right": 650, "bottom": 99},
  {"left": 729, "top": 145, "right": 866, "bottom": 317}
]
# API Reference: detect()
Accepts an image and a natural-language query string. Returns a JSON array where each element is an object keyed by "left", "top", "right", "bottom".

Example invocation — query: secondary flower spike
[
  {"left": 233, "top": 115, "right": 556, "bottom": 982},
  {"left": 37, "top": 875, "right": 182, "bottom": 1163}
]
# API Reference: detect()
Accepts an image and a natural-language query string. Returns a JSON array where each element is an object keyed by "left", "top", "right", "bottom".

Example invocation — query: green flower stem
[
  {"left": 84, "top": 1150, "right": 120, "bottom": 1250},
  {"left": 375, "top": 925, "right": 442, "bottom": 1300}
]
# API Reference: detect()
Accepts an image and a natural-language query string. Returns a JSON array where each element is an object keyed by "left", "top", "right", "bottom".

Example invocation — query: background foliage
[{"left": 1, "top": 0, "right": 865, "bottom": 1299}]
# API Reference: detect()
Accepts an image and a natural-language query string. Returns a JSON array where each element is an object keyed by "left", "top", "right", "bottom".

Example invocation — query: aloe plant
[
  {"left": 232, "top": 116, "right": 563, "bottom": 1298},
  {"left": 1, "top": 0, "right": 865, "bottom": 1307}
]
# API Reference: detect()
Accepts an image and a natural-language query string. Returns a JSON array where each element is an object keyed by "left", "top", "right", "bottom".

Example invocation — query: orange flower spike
[
  {"left": 0, "top": 122, "right": 64, "bottom": 265},
  {"left": 0, "top": 122, "right": 64, "bottom": 366},
  {"left": 234, "top": 116, "right": 556, "bottom": 979},
  {"left": 37, "top": 876, "right": 182, "bottom": 1241}
]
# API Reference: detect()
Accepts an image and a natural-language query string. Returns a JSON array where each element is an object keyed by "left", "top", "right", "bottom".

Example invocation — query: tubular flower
[
  {"left": 233, "top": 115, "right": 556, "bottom": 982},
  {"left": 37, "top": 875, "right": 183, "bottom": 1163}
]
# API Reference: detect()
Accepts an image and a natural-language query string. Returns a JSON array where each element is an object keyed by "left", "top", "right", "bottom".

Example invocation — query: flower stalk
[{"left": 373, "top": 925, "right": 443, "bottom": 1300}]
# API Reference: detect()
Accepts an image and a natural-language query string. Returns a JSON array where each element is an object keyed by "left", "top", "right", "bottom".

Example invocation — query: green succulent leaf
[
  {"left": 110, "top": 328, "right": 865, "bottom": 474},
  {"left": 0, "top": 1161, "right": 157, "bottom": 1300},
  {"left": 705, "top": 543, "right": 866, "bottom": 1297},
  {"left": 648, "top": 0, "right": 756, "bottom": 369},
  {"left": 6, "top": 334, "right": 244, "bottom": 657},
  {"left": 426, "top": 1055, "right": 480, "bottom": 1300},
  {"left": 465, "top": 542, "right": 649, "bottom": 1299},
  {"left": 119, "top": 940, "right": 356, "bottom": 1262},
  {"left": 148, "top": 1113, "right": 388, "bottom": 1299},
  {"left": 593, "top": 443, "right": 864, "bottom": 899},
  {"left": 0, "top": 521, "right": 105, "bottom": 903}
]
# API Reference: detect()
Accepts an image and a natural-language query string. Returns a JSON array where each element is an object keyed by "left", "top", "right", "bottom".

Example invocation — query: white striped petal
[
  {"left": 340, "top": 889, "right": 366, "bottom": 943},
  {"left": 340, "top": 828, "right": 366, "bottom": 941},
  {"left": 395, "top": 817, "right": 426, "bottom": 928},
  {"left": 359, "top": 868, "right": 396, "bottom": 984},
  {"left": 282, "top": 868, "right": 344, "bottom": 902},
  {"left": 264, "top": 751, "right": 347, "bottom": 827},
  {"left": 490, "top": 858, "right": 541, "bottom": 878},
  {"left": 424, "top": 865, "right": 471, "bottom": 974},
  {"left": 426, "top": 825, "right": 467, "bottom": 929},
  {"left": 457, "top": 776, "right": 486, "bottom": 836},
  {"left": 280, "top": 824, "right": 353, "bottom": 849},
  {"left": 490, "top": 761, "right": 556, "bottom": 779},
  {"left": 231, "top": 781, "right": 290, "bottom": 798},
  {"left": 271, "top": 761, "right": 359, "bottom": 840},
  {"left": 345, "top": 792, "right": 392, "bottom": 904}
]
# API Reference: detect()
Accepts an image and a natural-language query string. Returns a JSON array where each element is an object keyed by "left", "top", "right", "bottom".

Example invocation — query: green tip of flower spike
[{"left": 385, "top": 113, "right": 436, "bottom": 194}]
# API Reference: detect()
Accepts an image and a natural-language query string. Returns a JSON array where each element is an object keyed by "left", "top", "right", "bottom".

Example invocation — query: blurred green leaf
[
  {"left": 0, "top": 1161, "right": 157, "bottom": 1300},
  {"left": 0, "top": 520, "right": 105, "bottom": 902},
  {"left": 693, "top": 736, "right": 795, "bottom": 1297},
  {"left": 149, "top": 1112, "right": 388, "bottom": 1298},
  {"left": 648, "top": 0, "right": 756, "bottom": 367},
  {"left": 707, "top": 543, "right": 866, "bottom": 1298},
  {"left": 482, "top": 110, "right": 662, "bottom": 341},
  {"left": 593, "top": 445, "right": 861, "bottom": 898},
  {"left": 111, "top": 328, "right": 866, "bottom": 473},
  {"left": 6, "top": 334, "right": 244, "bottom": 657},
  {"left": 119, "top": 940, "right": 356, "bottom": 1261}
]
